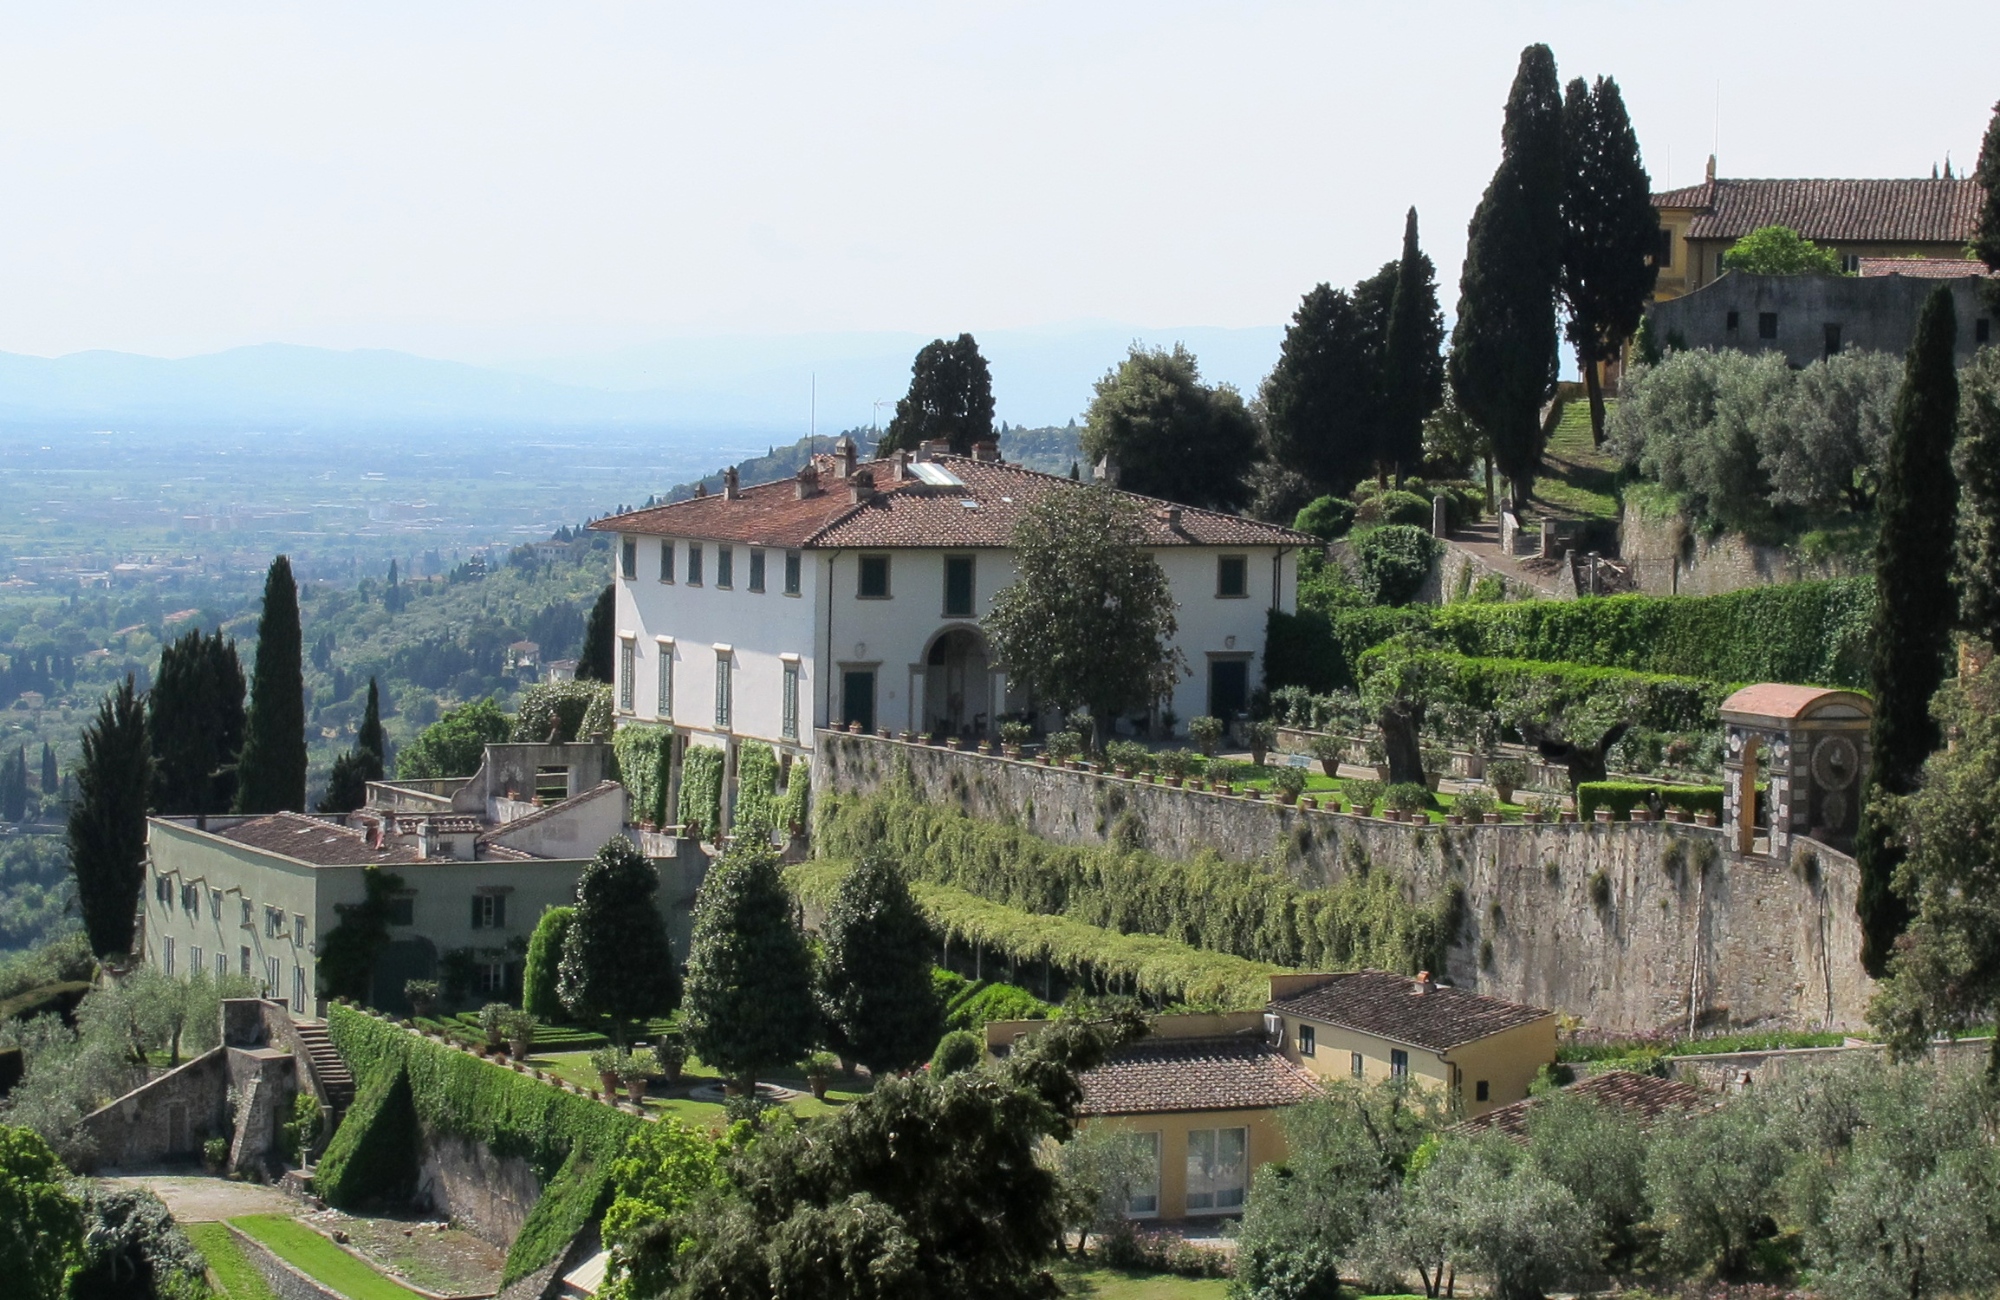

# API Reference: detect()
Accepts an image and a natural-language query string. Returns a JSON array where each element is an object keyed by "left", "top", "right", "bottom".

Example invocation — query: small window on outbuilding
[
  {"left": 1217, "top": 555, "right": 1248, "bottom": 598},
  {"left": 1725, "top": 310, "right": 1740, "bottom": 332},
  {"left": 1824, "top": 323, "right": 1842, "bottom": 357},
  {"left": 1390, "top": 1049, "right": 1409, "bottom": 1078},
  {"left": 1350, "top": 1051, "right": 1364, "bottom": 1079},
  {"left": 1476, "top": 1079, "right": 1490, "bottom": 1102},
  {"left": 1978, "top": 318, "right": 1992, "bottom": 345},
  {"left": 1758, "top": 312, "right": 1779, "bottom": 340},
  {"left": 1297, "top": 1024, "right": 1315, "bottom": 1057},
  {"left": 1655, "top": 227, "right": 1673, "bottom": 268},
  {"left": 784, "top": 550, "right": 802, "bottom": 595}
]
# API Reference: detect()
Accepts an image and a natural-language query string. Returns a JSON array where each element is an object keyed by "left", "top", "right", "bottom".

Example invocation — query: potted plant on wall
[
  {"left": 804, "top": 1051, "right": 838, "bottom": 1101},
  {"left": 480, "top": 1002, "right": 508, "bottom": 1053},
  {"left": 1189, "top": 715, "right": 1223, "bottom": 758},
  {"left": 1272, "top": 766, "right": 1306, "bottom": 806},
  {"left": 619, "top": 1050, "right": 654, "bottom": 1105},
  {"left": 1248, "top": 719, "right": 1277, "bottom": 766},
  {"left": 502, "top": 1009, "right": 537, "bottom": 1060},
  {"left": 1486, "top": 759, "right": 1526, "bottom": 805},
  {"left": 1310, "top": 734, "right": 1344, "bottom": 778},
  {"left": 1000, "top": 721, "right": 1031, "bottom": 759},
  {"left": 404, "top": 980, "right": 440, "bottom": 1022},
  {"left": 1048, "top": 730, "right": 1081, "bottom": 769},
  {"left": 591, "top": 1046, "right": 622, "bottom": 1096},
  {"left": 653, "top": 1033, "right": 687, "bottom": 1083}
]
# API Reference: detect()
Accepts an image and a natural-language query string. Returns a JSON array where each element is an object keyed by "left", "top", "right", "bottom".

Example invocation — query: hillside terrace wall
[{"left": 816, "top": 731, "right": 1874, "bottom": 1034}]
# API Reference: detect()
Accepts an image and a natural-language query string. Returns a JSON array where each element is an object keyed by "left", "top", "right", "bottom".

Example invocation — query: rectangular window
[
  {"left": 241, "top": 897, "right": 253, "bottom": 928},
  {"left": 659, "top": 540, "right": 675, "bottom": 582},
  {"left": 1391, "top": 1048, "right": 1409, "bottom": 1078},
  {"left": 1476, "top": 1079, "right": 1491, "bottom": 1102},
  {"left": 620, "top": 538, "right": 637, "bottom": 579},
  {"left": 1297, "top": 1023, "right": 1315, "bottom": 1057},
  {"left": 858, "top": 554, "right": 890, "bottom": 599},
  {"left": 784, "top": 551, "right": 802, "bottom": 595},
  {"left": 472, "top": 894, "right": 506, "bottom": 930},
  {"left": 1217, "top": 555, "right": 1249, "bottom": 598},
  {"left": 1127, "top": 1132, "right": 1162, "bottom": 1216},
  {"left": 156, "top": 875, "right": 170, "bottom": 905},
  {"left": 715, "top": 653, "right": 732, "bottom": 730},
  {"left": 216, "top": 952, "right": 227, "bottom": 981},
  {"left": 1824, "top": 323, "right": 1842, "bottom": 357},
  {"left": 717, "top": 546, "right": 734, "bottom": 589},
  {"left": 210, "top": 889, "right": 222, "bottom": 920},
  {"left": 1725, "top": 309, "right": 1740, "bottom": 332},
  {"left": 1758, "top": 311, "right": 1779, "bottom": 340},
  {"left": 842, "top": 669, "right": 876, "bottom": 733},
  {"left": 619, "top": 639, "right": 636, "bottom": 711},
  {"left": 1717, "top": 251, "right": 1728, "bottom": 278},
  {"left": 240, "top": 945, "right": 252, "bottom": 977},
  {"left": 782, "top": 664, "right": 800, "bottom": 741},
  {"left": 1351, "top": 1051, "right": 1364, "bottom": 1079},
  {"left": 749, "top": 549, "right": 766, "bottom": 592},
  {"left": 190, "top": 945, "right": 202, "bottom": 977},
  {"left": 387, "top": 897, "right": 415, "bottom": 927},
  {"left": 266, "top": 906, "right": 286, "bottom": 938},
  {"left": 294, "top": 914, "right": 307, "bottom": 945},
  {"left": 1977, "top": 318, "right": 1991, "bottom": 345},
  {"left": 266, "top": 956, "right": 282, "bottom": 999},
  {"left": 687, "top": 544, "right": 703, "bottom": 585},
  {"left": 181, "top": 882, "right": 198, "bottom": 913},
  {"left": 477, "top": 962, "right": 507, "bottom": 995},
  {"left": 1185, "top": 1128, "right": 1248, "bottom": 1212},
  {"left": 1841, "top": 252, "right": 1861, "bottom": 274},
  {"left": 943, "top": 555, "right": 975, "bottom": 617},
  {"left": 1655, "top": 227, "right": 1673, "bottom": 268},
  {"left": 164, "top": 936, "right": 175, "bottom": 977},
  {"left": 293, "top": 965, "right": 305, "bottom": 1013},
  {"left": 657, "top": 643, "right": 673, "bottom": 720}
]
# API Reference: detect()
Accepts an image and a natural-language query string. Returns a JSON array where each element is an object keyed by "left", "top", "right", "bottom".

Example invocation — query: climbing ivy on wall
[
  {"left": 814, "top": 792, "right": 1461, "bottom": 978},
  {"left": 731, "top": 741, "right": 780, "bottom": 839},
  {"left": 317, "top": 1003, "right": 650, "bottom": 1284},
  {"left": 776, "top": 759, "right": 811, "bottom": 834},
  {"left": 612, "top": 725, "right": 673, "bottom": 828},
  {"left": 676, "top": 745, "right": 724, "bottom": 839}
]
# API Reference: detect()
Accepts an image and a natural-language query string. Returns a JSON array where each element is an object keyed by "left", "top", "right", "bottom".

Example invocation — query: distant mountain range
[{"left": 0, "top": 324, "right": 1286, "bottom": 442}]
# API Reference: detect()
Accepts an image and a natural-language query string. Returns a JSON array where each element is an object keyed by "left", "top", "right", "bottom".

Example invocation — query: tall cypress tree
[
  {"left": 1973, "top": 99, "right": 2000, "bottom": 274},
  {"left": 40, "top": 742, "right": 56, "bottom": 798},
  {"left": 235, "top": 556, "right": 307, "bottom": 813},
  {"left": 320, "top": 679, "right": 388, "bottom": 815},
  {"left": 1380, "top": 208, "right": 1447, "bottom": 478},
  {"left": 1858, "top": 286, "right": 1961, "bottom": 976},
  {"left": 1450, "top": 44, "right": 1565, "bottom": 512},
  {"left": 577, "top": 585, "right": 614, "bottom": 684},
  {"left": 357, "top": 678, "right": 385, "bottom": 768},
  {"left": 150, "top": 627, "right": 246, "bottom": 825},
  {"left": 69, "top": 675, "right": 154, "bottom": 959},
  {"left": 2, "top": 747, "right": 26, "bottom": 822},
  {"left": 1260, "top": 283, "right": 1377, "bottom": 497},
  {"left": 1560, "top": 74, "right": 1659, "bottom": 446}
]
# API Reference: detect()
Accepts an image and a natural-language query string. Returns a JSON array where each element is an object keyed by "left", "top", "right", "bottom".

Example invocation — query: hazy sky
[{"left": 0, "top": 1, "right": 1992, "bottom": 364}]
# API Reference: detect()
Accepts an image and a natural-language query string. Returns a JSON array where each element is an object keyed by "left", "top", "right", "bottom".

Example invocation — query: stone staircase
[{"left": 290, "top": 1018, "right": 355, "bottom": 1113}]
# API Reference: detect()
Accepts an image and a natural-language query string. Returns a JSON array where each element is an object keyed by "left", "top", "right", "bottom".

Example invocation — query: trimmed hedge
[
  {"left": 612, "top": 725, "right": 673, "bottom": 828},
  {"left": 1355, "top": 644, "right": 1736, "bottom": 734},
  {"left": 731, "top": 741, "right": 780, "bottom": 838},
  {"left": 813, "top": 792, "right": 1461, "bottom": 978},
  {"left": 677, "top": 745, "right": 723, "bottom": 838},
  {"left": 1576, "top": 782, "right": 1726, "bottom": 821},
  {"left": 1265, "top": 606, "right": 1432, "bottom": 692},
  {"left": 319, "top": 1004, "right": 651, "bottom": 1284}
]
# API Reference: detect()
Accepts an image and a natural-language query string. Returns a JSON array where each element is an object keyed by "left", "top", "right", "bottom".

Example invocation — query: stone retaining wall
[
  {"left": 816, "top": 731, "right": 1874, "bottom": 1034},
  {"left": 228, "top": 1225, "right": 346, "bottom": 1300}
]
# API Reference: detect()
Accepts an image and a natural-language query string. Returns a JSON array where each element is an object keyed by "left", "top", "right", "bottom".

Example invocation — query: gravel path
[{"left": 102, "top": 1174, "right": 297, "bottom": 1222}]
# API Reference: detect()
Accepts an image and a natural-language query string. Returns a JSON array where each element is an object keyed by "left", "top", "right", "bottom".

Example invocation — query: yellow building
[
  {"left": 1267, "top": 970, "right": 1556, "bottom": 1119},
  {"left": 1652, "top": 159, "right": 1981, "bottom": 301}
]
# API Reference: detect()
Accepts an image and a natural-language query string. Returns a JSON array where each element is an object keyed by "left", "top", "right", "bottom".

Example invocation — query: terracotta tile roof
[
  {"left": 1270, "top": 971, "right": 1551, "bottom": 1053},
  {"left": 1718, "top": 684, "right": 1870, "bottom": 723},
  {"left": 1456, "top": 1069, "right": 1710, "bottom": 1141},
  {"left": 1859, "top": 257, "right": 1997, "bottom": 279},
  {"left": 1077, "top": 1036, "right": 1321, "bottom": 1116},
  {"left": 1652, "top": 178, "right": 1980, "bottom": 244},
  {"left": 211, "top": 812, "right": 423, "bottom": 866},
  {"left": 590, "top": 455, "right": 1316, "bottom": 551}
]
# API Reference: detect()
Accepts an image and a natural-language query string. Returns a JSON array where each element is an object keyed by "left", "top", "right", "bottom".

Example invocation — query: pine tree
[
  {"left": 681, "top": 844, "right": 817, "bottom": 1091},
  {"left": 577, "top": 585, "right": 614, "bottom": 684},
  {"left": 1380, "top": 208, "right": 1447, "bottom": 477},
  {"left": 557, "top": 838, "right": 680, "bottom": 1043},
  {"left": 235, "top": 556, "right": 307, "bottom": 813},
  {"left": 1858, "top": 285, "right": 1960, "bottom": 976},
  {"left": 69, "top": 676, "right": 154, "bottom": 958},
  {"left": 879, "top": 334, "right": 997, "bottom": 456},
  {"left": 150, "top": 627, "right": 246, "bottom": 825},
  {"left": 1260, "top": 283, "right": 1378, "bottom": 497},
  {"left": 1561, "top": 75, "right": 1659, "bottom": 446},
  {"left": 40, "top": 742, "right": 56, "bottom": 798},
  {"left": 1974, "top": 98, "right": 2000, "bottom": 273},
  {"left": 817, "top": 854, "right": 942, "bottom": 1075},
  {"left": 1450, "top": 44, "right": 1566, "bottom": 512}
]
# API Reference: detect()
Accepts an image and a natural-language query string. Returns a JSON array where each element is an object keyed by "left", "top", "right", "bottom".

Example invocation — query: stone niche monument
[{"left": 1718, "top": 684, "right": 1871, "bottom": 858}]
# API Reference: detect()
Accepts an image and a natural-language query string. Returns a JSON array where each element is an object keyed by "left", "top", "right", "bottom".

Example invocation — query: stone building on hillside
[{"left": 1643, "top": 268, "right": 1994, "bottom": 369}]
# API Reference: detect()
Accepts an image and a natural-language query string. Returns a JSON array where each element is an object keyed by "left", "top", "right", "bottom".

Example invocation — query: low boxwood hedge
[{"left": 1576, "top": 781, "right": 1725, "bottom": 821}]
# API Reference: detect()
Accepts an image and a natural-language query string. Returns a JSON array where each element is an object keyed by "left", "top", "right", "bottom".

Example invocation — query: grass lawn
[
  {"left": 1530, "top": 398, "right": 1621, "bottom": 522},
  {"left": 186, "top": 1223, "right": 277, "bottom": 1300},
  {"left": 1055, "top": 1263, "right": 1231, "bottom": 1299},
  {"left": 527, "top": 1048, "right": 873, "bottom": 1128},
  {"left": 1220, "top": 768, "right": 1534, "bottom": 823},
  {"left": 229, "top": 1215, "right": 424, "bottom": 1300}
]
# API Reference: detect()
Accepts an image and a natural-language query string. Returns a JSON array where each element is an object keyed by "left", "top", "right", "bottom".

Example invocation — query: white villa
[{"left": 589, "top": 437, "right": 1312, "bottom": 831}]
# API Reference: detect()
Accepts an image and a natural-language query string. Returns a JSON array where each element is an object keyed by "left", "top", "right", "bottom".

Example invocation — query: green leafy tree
[
  {"left": 235, "top": 555, "right": 307, "bottom": 813},
  {"left": 1858, "top": 286, "right": 1960, "bottom": 975},
  {"left": 1081, "top": 343, "right": 1261, "bottom": 511},
  {"left": 680, "top": 844, "right": 817, "bottom": 1091},
  {"left": 2, "top": 747, "right": 26, "bottom": 823},
  {"left": 879, "top": 333, "right": 996, "bottom": 456},
  {"left": 513, "top": 680, "right": 612, "bottom": 745},
  {"left": 1262, "top": 283, "right": 1380, "bottom": 497},
  {"left": 599, "top": 1117, "right": 727, "bottom": 1300},
  {"left": 64, "top": 1182, "right": 212, "bottom": 1300},
  {"left": 577, "top": 584, "right": 614, "bottom": 684},
  {"left": 1955, "top": 348, "right": 2000, "bottom": 645},
  {"left": 1523, "top": 1086, "right": 1651, "bottom": 1269},
  {"left": 1380, "top": 208, "right": 1448, "bottom": 476},
  {"left": 522, "top": 905, "right": 575, "bottom": 1021},
  {"left": 1560, "top": 75, "right": 1658, "bottom": 445},
  {"left": 816, "top": 854, "right": 941, "bottom": 1075},
  {"left": 1051, "top": 1126, "right": 1159, "bottom": 1256},
  {"left": 558, "top": 838, "right": 680, "bottom": 1043},
  {"left": 1721, "top": 224, "right": 1844, "bottom": 276},
  {"left": 983, "top": 486, "right": 1184, "bottom": 745},
  {"left": 1450, "top": 44, "right": 1565, "bottom": 512},
  {"left": 0, "top": 1124, "right": 82, "bottom": 1300},
  {"left": 68, "top": 676, "right": 153, "bottom": 959},
  {"left": 1976, "top": 98, "right": 2000, "bottom": 273},
  {"left": 147, "top": 627, "right": 245, "bottom": 825},
  {"left": 397, "top": 698, "right": 511, "bottom": 780},
  {"left": 1405, "top": 1137, "right": 1592, "bottom": 1300},
  {"left": 1645, "top": 1095, "right": 1791, "bottom": 1279}
]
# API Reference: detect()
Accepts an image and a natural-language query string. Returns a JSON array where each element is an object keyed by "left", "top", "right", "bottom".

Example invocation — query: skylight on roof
[{"left": 910, "top": 462, "right": 965, "bottom": 488}]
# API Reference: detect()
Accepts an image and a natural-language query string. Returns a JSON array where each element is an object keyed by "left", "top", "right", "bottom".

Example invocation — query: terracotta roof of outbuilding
[
  {"left": 590, "top": 455, "right": 1315, "bottom": 550},
  {"left": 1651, "top": 178, "right": 1980, "bottom": 244},
  {"left": 1077, "top": 1036, "right": 1321, "bottom": 1116},
  {"left": 1718, "top": 684, "right": 1871, "bottom": 723},
  {"left": 1456, "top": 1069, "right": 1710, "bottom": 1141},
  {"left": 210, "top": 812, "right": 423, "bottom": 866},
  {"left": 1269, "top": 971, "right": 1552, "bottom": 1053},
  {"left": 1859, "top": 257, "right": 1997, "bottom": 279}
]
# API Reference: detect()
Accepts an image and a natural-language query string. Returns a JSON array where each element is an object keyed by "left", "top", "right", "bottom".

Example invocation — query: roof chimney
[
  {"left": 1705, "top": 153, "right": 1716, "bottom": 183},
  {"left": 1413, "top": 971, "right": 1432, "bottom": 995},
  {"left": 795, "top": 464, "right": 820, "bottom": 500},
  {"left": 972, "top": 439, "right": 1000, "bottom": 462},
  {"left": 849, "top": 468, "right": 877, "bottom": 504},
  {"left": 918, "top": 439, "right": 952, "bottom": 462},
  {"left": 693, "top": 481, "right": 707, "bottom": 499},
  {"left": 722, "top": 467, "right": 741, "bottom": 500},
  {"left": 1164, "top": 506, "right": 1182, "bottom": 530},
  {"left": 896, "top": 450, "right": 912, "bottom": 481},
  {"left": 834, "top": 435, "right": 857, "bottom": 478}
]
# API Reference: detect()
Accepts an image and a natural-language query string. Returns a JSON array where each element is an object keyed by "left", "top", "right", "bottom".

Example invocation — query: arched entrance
[{"left": 924, "top": 627, "right": 990, "bottom": 741}]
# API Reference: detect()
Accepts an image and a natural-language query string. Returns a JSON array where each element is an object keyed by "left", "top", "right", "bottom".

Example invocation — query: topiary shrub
[
  {"left": 314, "top": 1062, "right": 420, "bottom": 1206},
  {"left": 522, "top": 907, "right": 575, "bottom": 1022},
  {"left": 1357, "top": 489, "right": 1434, "bottom": 529},
  {"left": 928, "top": 1029, "right": 985, "bottom": 1077},
  {"left": 1351, "top": 525, "right": 1442, "bottom": 605},
  {"left": 1295, "top": 495, "right": 1357, "bottom": 540},
  {"left": 1576, "top": 781, "right": 1725, "bottom": 821}
]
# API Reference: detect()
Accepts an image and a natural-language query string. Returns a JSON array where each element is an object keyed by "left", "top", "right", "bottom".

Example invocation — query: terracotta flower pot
[
  {"left": 1167, "top": 776, "right": 1184, "bottom": 788},
  {"left": 1594, "top": 808, "right": 1614, "bottom": 823},
  {"left": 808, "top": 1075, "right": 829, "bottom": 1101},
  {"left": 627, "top": 1079, "right": 648, "bottom": 1103},
  {"left": 1483, "top": 812, "right": 1502, "bottom": 825},
  {"left": 847, "top": 721, "right": 862, "bottom": 733},
  {"left": 1004, "top": 744, "right": 1022, "bottom": 759},
  {"left": 1277, "top": 790, "right": 1297, "bottom": 806},
  {"left": 599, "top": 1072, "right": 621, "bottom": 1095}
]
